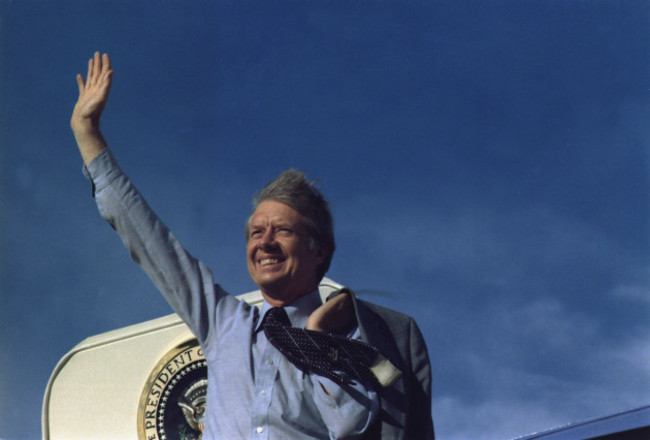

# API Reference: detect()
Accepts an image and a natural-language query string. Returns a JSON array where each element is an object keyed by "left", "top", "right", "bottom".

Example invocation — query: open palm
[{"left": 71, "top": 52, "right": 114, "bottom": 129}]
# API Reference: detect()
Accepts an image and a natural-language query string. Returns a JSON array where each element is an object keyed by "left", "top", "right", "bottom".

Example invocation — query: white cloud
[
  {"left": 333, "top": 197, "right": 650, "bottom": 439},
  {"left": 433, "top": 395, "right": 561, "bottom": 440},
  {"left": 500, "top": 296, "right": 600, "bottom": 351},
  {"left": 431, "top": 329, "right": 650, "bottom": 439},
  {"left": 611, "top": 283, "right": 650, "bottom": 304}
]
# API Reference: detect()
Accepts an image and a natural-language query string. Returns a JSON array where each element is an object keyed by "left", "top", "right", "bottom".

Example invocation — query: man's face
[{"left": 246, "top": 200, "right": 325, "bottom": 306}]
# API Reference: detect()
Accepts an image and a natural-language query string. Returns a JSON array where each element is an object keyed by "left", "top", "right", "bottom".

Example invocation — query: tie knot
[{"left": 263, "top": 307, "right": 291, "bottom": 328}]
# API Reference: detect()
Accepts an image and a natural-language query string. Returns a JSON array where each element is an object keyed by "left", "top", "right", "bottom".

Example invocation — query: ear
[{"left": 313, "top": 245, "right": 329, "bottom": 265}]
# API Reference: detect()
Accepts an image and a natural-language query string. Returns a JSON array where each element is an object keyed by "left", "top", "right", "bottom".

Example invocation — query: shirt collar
[{"left": 256, "top": 289, "right": 322, "bottom": 331}]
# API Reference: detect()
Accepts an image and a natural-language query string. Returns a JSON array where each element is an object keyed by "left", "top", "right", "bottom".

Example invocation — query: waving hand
[{"left": 71, "top": 52, "right": 114, "bottom": 165}]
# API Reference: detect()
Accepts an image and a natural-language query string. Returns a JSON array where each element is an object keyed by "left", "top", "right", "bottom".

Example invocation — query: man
[{"left": 71, "top": 52, "right": 434, "bottom": 439}]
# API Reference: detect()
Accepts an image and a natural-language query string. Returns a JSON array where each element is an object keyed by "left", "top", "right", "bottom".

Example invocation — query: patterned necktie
[{"left": 261, "top": 307, "right": 383, "bottom": 388}]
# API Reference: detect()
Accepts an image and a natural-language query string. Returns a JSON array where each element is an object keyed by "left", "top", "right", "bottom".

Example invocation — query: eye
[
  {"left": 250, "top": 229, "right": 263, "bottom": 239},
  {"left": 276, "top": 227, "right": 294, "bottom": 236}
]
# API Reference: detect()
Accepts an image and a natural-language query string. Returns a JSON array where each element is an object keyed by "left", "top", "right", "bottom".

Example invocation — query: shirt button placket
[{"left": 252, "top": 346, "right": 276, "bottom": 439}]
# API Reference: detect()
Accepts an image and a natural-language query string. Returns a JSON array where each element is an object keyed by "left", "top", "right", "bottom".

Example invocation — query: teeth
[{"left": 260, "top": 258, "right": 279, "bottom": 266}]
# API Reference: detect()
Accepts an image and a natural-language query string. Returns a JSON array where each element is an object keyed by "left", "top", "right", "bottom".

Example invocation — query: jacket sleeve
[{"left": 407, "top": 317, "right": 435, "bottom": 439}]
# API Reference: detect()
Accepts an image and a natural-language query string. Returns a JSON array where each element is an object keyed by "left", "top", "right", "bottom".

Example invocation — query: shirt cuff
[{"left": 82, "top": 148, "right": 122, "bottom": 198}]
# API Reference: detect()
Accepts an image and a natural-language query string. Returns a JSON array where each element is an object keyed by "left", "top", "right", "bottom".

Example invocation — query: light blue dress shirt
[{"left": 86, "top": 148, "right": 378, "bottom": 439}]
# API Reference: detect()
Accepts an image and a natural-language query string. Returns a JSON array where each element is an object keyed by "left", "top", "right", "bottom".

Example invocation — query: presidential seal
[{"left": 138, "top": 340, "right": 208, "bottom": 440}]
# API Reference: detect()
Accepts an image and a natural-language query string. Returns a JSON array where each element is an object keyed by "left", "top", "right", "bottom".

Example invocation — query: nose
[{"left": 259, "top": 229, "right": 276, "bottom": 250}]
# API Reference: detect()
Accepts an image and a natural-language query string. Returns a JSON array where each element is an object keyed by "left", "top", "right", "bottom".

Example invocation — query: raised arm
[
  {"left": 74, "top": 52, "right": 226, "bottom": 345},
  {"left": 71, "top": 52, "right": 114, "bottom": 166}
]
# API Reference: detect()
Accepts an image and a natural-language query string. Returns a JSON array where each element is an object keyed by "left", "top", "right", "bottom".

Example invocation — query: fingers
[
  {"left": 306, "top": 292, "right": 355, "bottom": 333},
  {"left": 91, "top": 51, "right": 101, "bottom": 86},
  {"left": 102, "top": 53, "right": 111, "bottom": 74},
  {"left": 76, "top": 74, "right": 85, "bottom": 95},
  {"left": 78, "top": 52, "right": 113, "bottom": 92},
  {"left": 86, "top": 56, "right": 94, "bottom": 88},
  {"left": 100, "top": 54, "right": 114, "bottom": 87}
]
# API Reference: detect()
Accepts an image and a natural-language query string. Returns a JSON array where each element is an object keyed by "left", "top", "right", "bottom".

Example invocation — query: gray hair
[{"left": 246, "top": 169, "right": 335, "bottom": 282}]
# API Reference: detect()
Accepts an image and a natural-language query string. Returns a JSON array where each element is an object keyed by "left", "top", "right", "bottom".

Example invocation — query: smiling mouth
[{"left": 260, "top": 258, "right": 283, "bottom": 266}]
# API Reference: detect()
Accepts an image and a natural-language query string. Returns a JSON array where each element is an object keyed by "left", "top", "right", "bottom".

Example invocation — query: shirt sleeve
[{"left": 84, "top": 148, "right": 226, "bottom": 347}]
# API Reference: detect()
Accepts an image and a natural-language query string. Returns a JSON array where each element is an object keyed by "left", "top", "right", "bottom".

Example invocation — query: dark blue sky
[{"left": 1, "top": 1, "right": 648, "bottom": 439}]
